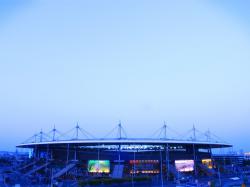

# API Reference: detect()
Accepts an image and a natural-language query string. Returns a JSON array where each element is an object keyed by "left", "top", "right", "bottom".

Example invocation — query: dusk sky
[{"left": 0, "top": 0, "right": 250, "bottom": 151}]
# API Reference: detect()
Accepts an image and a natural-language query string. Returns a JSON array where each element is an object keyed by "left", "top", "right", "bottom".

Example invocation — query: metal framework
[{"left": 19, "top": 123, "right": 230, "bottom": 146}]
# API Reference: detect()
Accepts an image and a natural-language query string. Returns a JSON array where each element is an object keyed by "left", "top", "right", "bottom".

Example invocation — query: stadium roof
[{"left": 17, "top": 138, "right": 232, "bottom": 149}]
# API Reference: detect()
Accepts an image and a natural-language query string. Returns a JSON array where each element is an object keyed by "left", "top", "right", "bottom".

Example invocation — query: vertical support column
[
  {"left": 50, "top": 149, "right": 53, "bottom": 160},
  {"left": 96, "top": 144, "right": 100, "bottom": 177},
  {"left": 166, "top": 143, "right": 170, "bottom": 182},
  {"left": 132, "top": 150, "right": 136, "bottom": 187},
  {"left": 34, "top": 145, "right": 37, "bottom": 159},
  {"left": 74, "top": 146, "right": 77, "bottom": 161},
  {"left": 223, "top": 156, "right": 226, "bottom": 169},
  {"left": 160, "top": 149, "right": 164, "bottom": 187},
  {"left": 209, "top": 145, "right": 214, "bottom": 168},
  {"left": 37, "top": 149, "right": 40, "bottom": 159},
  {"left": 46, "top": 144, "right": 49, "bottom": 161},
  {"left": 97, "top": 144, "right": 100, "bottom": 161},
  {"left": 45, "top": 144, "right": 49, "bottom": 178},
  {"left": 46, "top": 144, "right": 49, "bottom": 165},
  {"left": 66, "top": 143, "right": 70, "bottom": 164},
  {"left": 193, "top": 144, "right": 197, "bottom": 177},
  {"left": 118, "top": 144, "right": 121, "bottom": 167}
]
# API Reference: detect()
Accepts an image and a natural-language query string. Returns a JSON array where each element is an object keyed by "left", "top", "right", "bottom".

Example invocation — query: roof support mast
[
  {"left": 76, "top": 123, "right": 80, "bottom": 140},
  {"left": 118, "top": 121, "right": 122, "bottom": 140},
  {"left": 52, "top": 125, "right": 56, "bottom": 141},
  {"left": 163, "top": 121, "right": 167, "bottom": 139},
  {"left": 40, "top": 129, "right": 43, "bottom": 142},
  {"left": 193, "top": 124, "right": 196, "bottom": 141}
]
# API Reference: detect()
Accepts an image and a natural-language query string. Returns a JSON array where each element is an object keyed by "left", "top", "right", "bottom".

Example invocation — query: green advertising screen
[{"left": 88, "top": 160, "right": 110, "bottom": 173}]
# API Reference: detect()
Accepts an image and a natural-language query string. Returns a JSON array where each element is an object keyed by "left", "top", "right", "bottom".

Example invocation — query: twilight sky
[{"left": 0, "top": 0, "right": 250, "bottom": 151}]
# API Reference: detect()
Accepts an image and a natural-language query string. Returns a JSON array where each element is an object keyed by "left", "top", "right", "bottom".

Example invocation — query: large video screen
[
  {"left": 202, "top": 159, "right": 213, "bottom": 169},
  {"left": 88, "top": 160, "right": 110, "bottom": 173},
  {"left": 129, "top": 160, "right": 160, "bottom": 174},
  {"left": 175, "top": 160, "right": 194, "bottom": 172}
]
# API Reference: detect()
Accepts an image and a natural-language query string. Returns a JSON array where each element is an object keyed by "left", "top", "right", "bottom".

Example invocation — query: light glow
[
  {"left": 88, "top": 160, "right": 110, "bottom": 173},
  {"left": 175, "top": 160, "right": 194, "bottom": 172}
]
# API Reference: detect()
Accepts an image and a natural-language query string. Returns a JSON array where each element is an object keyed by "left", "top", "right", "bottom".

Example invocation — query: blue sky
[{"left": 0, "top": 0, "right": 250, "bottom": 151}]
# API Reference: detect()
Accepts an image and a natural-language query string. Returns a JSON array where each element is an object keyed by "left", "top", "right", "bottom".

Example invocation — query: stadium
[{"left": 14, "top": 123, "right": 238, "bottom": 186}]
